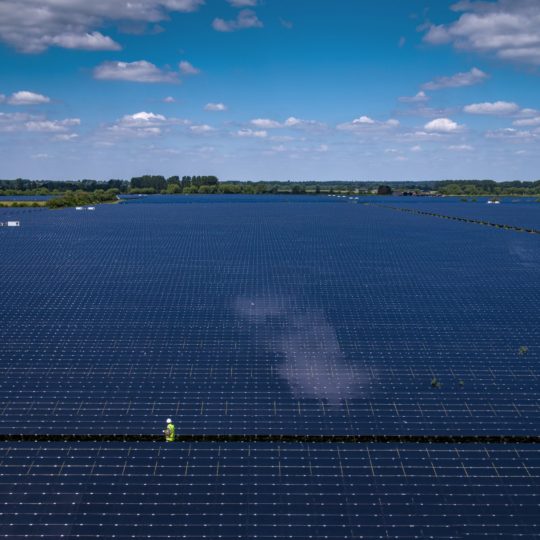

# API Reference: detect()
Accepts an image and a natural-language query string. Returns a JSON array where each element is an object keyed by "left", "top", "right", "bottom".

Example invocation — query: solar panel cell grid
[
  {"left": 1, "top": 443, "right": 539, "bottom": 539},
  {"left": 1, "top": 197, "right": 539, "bottom": 537}
]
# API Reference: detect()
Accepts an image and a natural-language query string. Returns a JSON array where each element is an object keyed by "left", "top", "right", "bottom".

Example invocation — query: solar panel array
[
  {"left": 1, "top": 442, "right": 539, "bottom": 539},
  {"left": 385, "top": 197, "right": 540, "bottom": 231},
  {"left": 1, "top": 196, "right": 539, "bottom": 537}
]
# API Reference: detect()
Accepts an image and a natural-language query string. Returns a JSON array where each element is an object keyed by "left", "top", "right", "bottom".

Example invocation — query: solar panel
[
  {"left": 0, "top": 442, "right": 539, "bottom": 538},
  {"left": 384, "top": 197, "right": 540, "bottom": 232},
  {"left": 1, "top": 196, "right": 539, "bottom": 537}
]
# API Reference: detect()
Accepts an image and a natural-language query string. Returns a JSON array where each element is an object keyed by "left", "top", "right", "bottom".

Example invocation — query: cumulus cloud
[
  {"left": 212, "top": 9, "right": 263, "bottom": 32},
  {"left": 513, "top": 116, "right": 540, "bottom": 127},
  {"left": 7, "top": 91, "right": 51, "bottom": 105},
  {"left": 236, "top": 128, "right": 268, "bottom": 138},
  {"left": 0, "top": 112, "right": 79, "bottom": 134},
  {"left": 190, "top": 124, "right": 215, "bottom": 134},
  {"left": 204, "top": 102, "right": 227, "bottom": 111},
  {"left": 284, "top": 116, "right": 325, "bottom": 129},
  {"left": 26, "top": 118, "right": 80, "bottom": 132},
  {"left": 93, "top": 60, "right": 179, "bottom": 83},
  {"left": 485, "top": 127, "right": 537, "bottom": 140},
  {"left": 448, "top": 144, "right": 474, "bottom": 151},
  {"left": 162, "top": 96, "right": 176, "bottom": 103},
  {"left": 337, "top": 116, "right": 399, "bottom": 131},
  {"left": 0, "top": 0, "right": 204, "bottom": 53},
  {"left": 398, "top": 91, "right": 429, "bottom": 103},
  {"left": 108, "top": 111, "right": 187, "bottom": 136},
  {"left": 395, "top": 106, "right": 456, "bottom": 118},
  {"left": 424, "top": 0, "right": 540, "bottom": 66},
  {"left": 25, "top": 119, "right": 79, "bottom": 132},
  {"left": 422, "top": 67, "right": 488, "bottom": 90},
  {"left": 49, "top": 32, "right": 121, "bottom": 51},
  {"left": 463, "top": 101, "right": 520, "bottom": 115},
  {"left": 54, "top": 133, "right": 79, "bottom": 141},
  {"left": 424, "top": 117, "right": 464, "bottom": 133},
  {"left": 179, "top": 60, "right": 200, "bottom": 75},
  {"left": 251, "top": 118, "right": 282, "bottom": 129},
  {"left": 249, "top": 117, "right": 325, "bottom": 130}
]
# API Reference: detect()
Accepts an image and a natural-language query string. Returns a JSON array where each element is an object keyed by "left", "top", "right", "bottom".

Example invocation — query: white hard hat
[{"left": 166, "top": 418, "right": 172, "bottom": 423}]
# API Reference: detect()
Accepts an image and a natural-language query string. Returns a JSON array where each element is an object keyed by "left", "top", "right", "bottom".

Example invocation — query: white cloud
[
  {"left": 422, "top": 67, "right": 488, "bottom": 90},
  {"left": 0, "top": 0, "right": 204, "bottom": 53},
  {"left": 517, "top": 108, "right": 539, "bottom": 118},
  {"left": 213, "top": 9, "right": 263, "bottom": 32},
  {"left": 227, "top": 0, "right": 257, "bottom": 6},
  {"left": 251, "top": 118, "right": 282, "bottom": 129},
  {"left": 424, "top": 0, "right": 540, "bottom": 66},
  {"left": 162, "top": 96, "right": 176, "bottom": 103},
  {"left": 8, "top": 91, "right": 51, "bottom": 105},
  {"left": 337, "top": 116, "right": 399, "bottom": 131},
  {"left": 190, "top": 124, "right": 215, "bottom": 134},
  {"left": 0, "top": 112, "right": 80, "bottom": 134},
  {"left": 353, "top": 115, "right": 374, "bottom": 125},
  {"left": 179, "top": 60, "right": 200, "bottom": 75},
  {"left": 93, "top": 60, "right": 179, "bottom": 83},
  {"left": 513, "top": 116, "right": 540, "bottom": 127},
  {"left": 122, "top": 111, "right": 166, "bottom": 124},
  {"left": 424, "top": 118, "right": 464, "bottom": 133},
  {"left": 398, "top": 91, "right": 429, "bottom": 103},
  {"left": 108, "top": 111, "right": 187, "bottom": 137},
  {"left": 204, "top": 102, "right": 227, "bottom": 111},
  {"left": 54, "top": 133, "right": 79, "bottom": 141},
  {"left": 284, "top": 116, "right": 325, "bottom": 129},
  {"left": 249, "top": 116, "right": 324, "bottom": 130},
  {"left": 236, "top": 128, "right": 268, "bottom": 138},
  {"left": 0, "top": 94, "right": 4, "bottom": 103},
  {"left": 448, "top": 144, "right": 474, "bottom": 151},
  {"left": 486, "top": 127, "right": 536, "bottom": 140},
  {"left": 395, "top": 106, "right": 457, "bottom": 118},
  {"left": 411, "top": 145, "right": 422, "bottom": 152},
  {"left": 463, "top": 101, "right": 520, "bottom": 115},
  {"left": 49, "top": 32, "right": 120, "bottom": 51},
  {"left": 25, "top": 119, "right": 80, "bottom": 132}
]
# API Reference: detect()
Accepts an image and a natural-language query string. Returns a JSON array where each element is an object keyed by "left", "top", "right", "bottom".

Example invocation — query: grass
[{"left": 0, "top": 200, "right": 47, "bottom": 207}]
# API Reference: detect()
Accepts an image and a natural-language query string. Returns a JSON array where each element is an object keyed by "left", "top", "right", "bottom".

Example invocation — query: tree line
[
  {"left": 1, "top": 177, "right": 540, "bottom": 197},
  {"left": 47, "top": 189, "right": 119, "bottom": 208}
]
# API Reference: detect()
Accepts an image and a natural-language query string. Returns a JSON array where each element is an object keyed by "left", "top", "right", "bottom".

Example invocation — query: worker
[{"left": 163, "top": 418, "right": 175, "bottom": 442}]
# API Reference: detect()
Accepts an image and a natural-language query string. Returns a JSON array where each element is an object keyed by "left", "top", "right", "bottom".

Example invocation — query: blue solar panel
[
  {"left": 1, "top": 196, "right": 539, "bottom": 537},
  {"left": 0, "top": 443, "right": 539, "bottom": 538},
  {"left": 384, "top": 197, "right": 540, "bottom": 232}
]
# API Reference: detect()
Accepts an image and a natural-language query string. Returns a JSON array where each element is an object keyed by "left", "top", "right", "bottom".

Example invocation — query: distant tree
[
  {"left": 377, "top": 185, "right": 393, "bottom": 195},
  {"left": 131, "top": 175, "right": 167, "bottom": 191},
  {"left": 166, "top": 183, "right": 182, "bottom": 194}
]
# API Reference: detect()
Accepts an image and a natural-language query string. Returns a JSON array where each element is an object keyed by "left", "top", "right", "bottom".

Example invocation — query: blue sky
[{"left": 1, "top": 0, "right": 539, "bottom": 181}]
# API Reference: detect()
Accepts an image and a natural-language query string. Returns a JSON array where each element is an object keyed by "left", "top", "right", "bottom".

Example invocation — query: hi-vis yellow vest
[{"left": 166, "top": 423, "right": 175, "bottom": 442}]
